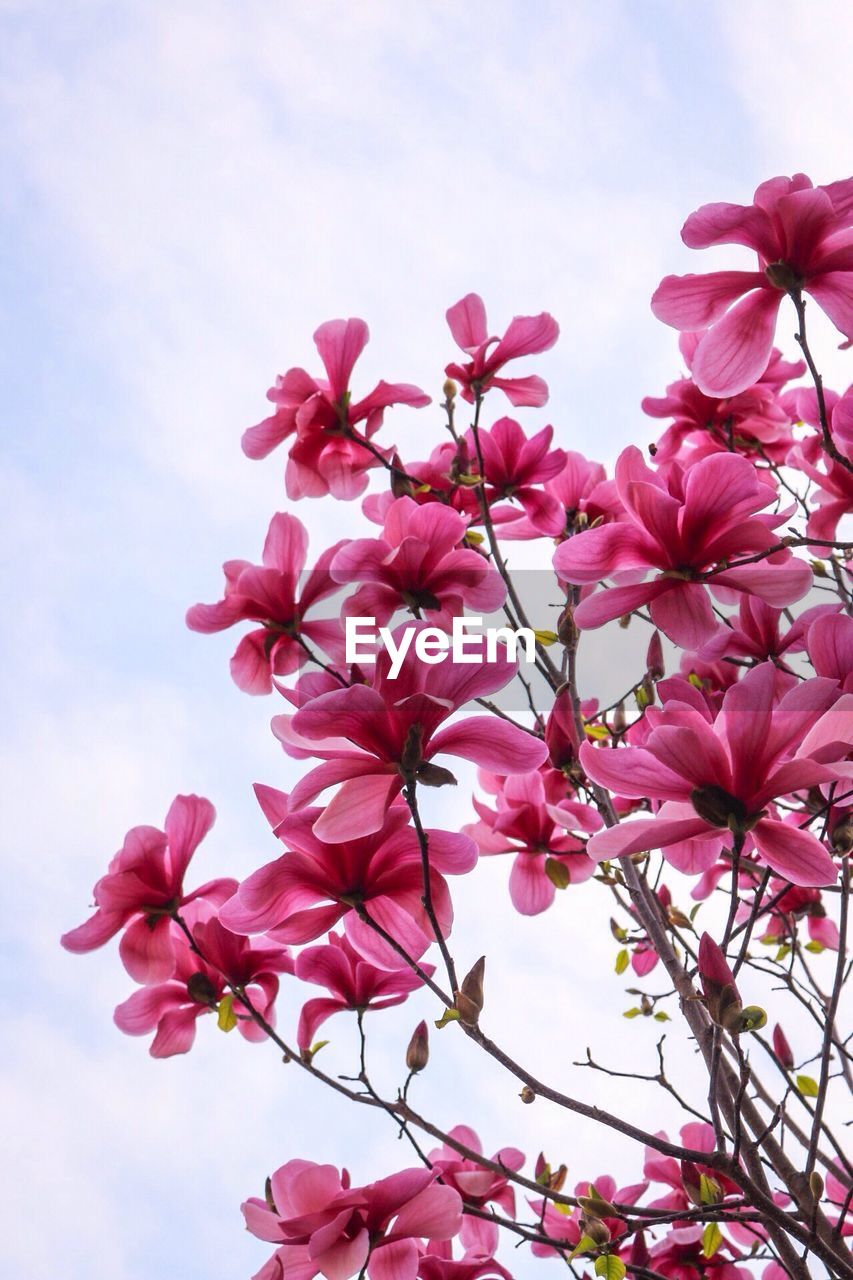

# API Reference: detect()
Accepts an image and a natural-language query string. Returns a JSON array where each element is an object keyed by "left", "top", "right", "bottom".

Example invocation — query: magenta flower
[
  {"left": 652, "top": 173, "right": 853, "bottom": 396},
  {"left": 807, "top": 612, "right": 853, "bottom": 694},
  {"left": 470, "top": 416, "right": 567, "bottom": 535},
  {"left": 243, "top": 1160, "right": 463, "bottom": 1280},
  {"left": 693, "top": 596, "right": 838, "bottom": 688},
  {"left": 186, "top": 513, "right": 346, "bottom": 694},
  {"left": 273, "top": 622, "right": 549, "bottom": 842},
  {"left": 220, "top": 803, "right": 476, "bottom": 969},
  {"left": 786, "top": 385, "right": 853, "bottom": 543},
  {"left": 417, "top": 1242, "right": 511, "bottom": 1280},
  {"left": 294, "top": 931, "right": 432, "bottom": 1050},
  {"left": 242, "top": 318, "right": 431, "bottom": 499},
  {"left": 426, "top": 1124, "right": 524, "bottom": 1255},
  {"left": 61, "top": 795, "right": 236, "bottom": 984},
  {"left": 113, "top": 911, "right": 293, "bottom": 1057},
  {"left": 444, "top": 293, "right": 559, "bottom": 406},
  {"left": 464, "top": 769, "right": 599, "bottom": 915},
  {"left": 554, "top": 446, "right": 813, "bottom": 648},
  {"left": 530, "top": 1174, "right": 645, "bottom": 1259},
  {"left": 583, "top": 663, "right": 852, "bottom": 886},
  {"left": 331, "top": 496, "right": 506, "bottom": 628},
  {"left": 643, "top": 332, "right": 801, "bottom": 464}
]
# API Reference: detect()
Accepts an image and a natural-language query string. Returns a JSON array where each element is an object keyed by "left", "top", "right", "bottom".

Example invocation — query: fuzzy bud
[
  {"left": 580, "top": 1215, "right": 611, "bottom": 1246},
  {"left": 809, "top": 1171, "right": 825, "bottom": 1200},
  {"left": 830, "top": 814, "right": 853, "bottom": 854},
  {"left": 556, "top": 604, "right": 578, "bottom": 648},
  {"left": 405, "top": 1020, "right": 430, "bottom": 1073},
  {"left": 455, "top": 955, "right": 485, "bottom": 1026},
  {"left": 443, "top": 378, "right": 458, "bottom": 401},
  {"left": 772, "top": 1023, "right": 795, "bottom": 1071},
  {"left": 646, "top": 629, "right": 665, "bottom": 680},
  {"left": 519, "top": 1085, "right": 536, "bottom": 1104}
]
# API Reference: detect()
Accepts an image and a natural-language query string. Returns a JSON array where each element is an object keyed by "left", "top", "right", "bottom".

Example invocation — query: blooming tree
[{"left": 64, "top": 173, "right": 853, "bottom": 1280}]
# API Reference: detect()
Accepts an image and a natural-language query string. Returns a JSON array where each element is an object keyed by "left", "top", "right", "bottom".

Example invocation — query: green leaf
[
  {"left": 308, "top": 1039, "right": 329, "bottom": 1059},
  {"left": 533, "top": 629, "right": 559, "bottom": 647},
  {"left": 584, "top": 722, "right": 610, "bottom": 741},
  {"left": 804, "top": 940, "right": 824, "bottom": 954},
  {"left": 569, "top": 1234, "right": 598, "bottom": 1259},
  {"left": 653, "top": 1011, "right": 670, "bottom": 1022},
  {"left": 594, "top": 1257, "right": 626, "bottom": 1280},
  {"left": 702, "top": 1222, "right": 722, "bottom": 1258},
  {"left": 545, "top": 857, "right": 571, "bottom": 890},
  {"left": 623, "top": 1007, "right": 641, "bottom": 1019},
  {"left": 614, "top": 948, "right": 629, "bottom": 975},
  {"left": 796, "top": 1074, "right": 819, "bottom": 1097},
  {"left": 773, "top": 944, "right": 792, "bottom": 963},
  {"left": 736, "top": 1005, "right": 767, "bottom": 1034},
  {"left": 434, "top": 1007, "right": 460, "bottom": 1029},
  {"left": 689, "top": 903, "right": 702, "bottom": 922},
  {"left": 217, "top": 993, "right": 238, "bottom": 1033},
  {"left": 700, "top": 1174, "right": 722, "bottom": 1205}
]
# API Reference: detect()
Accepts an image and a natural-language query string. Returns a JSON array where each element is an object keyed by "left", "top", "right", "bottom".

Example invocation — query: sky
[{"left": 1, "top": 2, "right": 852, "bottom": 1278}]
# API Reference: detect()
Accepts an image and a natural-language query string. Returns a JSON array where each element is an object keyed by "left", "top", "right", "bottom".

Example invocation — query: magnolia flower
[{"left": 444, "top": 292, "right": 559, "bottom": 406}]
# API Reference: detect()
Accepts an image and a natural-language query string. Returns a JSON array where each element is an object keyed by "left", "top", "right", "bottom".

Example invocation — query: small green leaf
[
  {"left": 308, "top": 1039, "right": 329, "bottom": 1059},
  {"left": 594, "top": 1257, "right": 626, "bottom": 1280},
  {"left": 614, "top": 948, "right": 629, "bottom": 975},
  {"left": 464, "top": 529, "right": 484, "bottom": 545},
  {"left": 545, "top": 857, "right": 571, "bottom": 890},
  {"left": 736, "top": 1005, "right": 767, "bottom": 1034},
  {"left": 702, "top": 1222, "right": 722, "bottom": 1258},
  {"left": 584, "top": 722, "right": 611, "bottom": 741},
  {"left": 773, "top": 944, "right": 792, "bottom": 963},
  {"left": 553, "top": 1200, "right": 574, "bottom": 1217},
  {"left": 689, "top": 903, "right": 702, "bottom": 922},
  {"left": 217, "top": 993, "right": 238, "bottom": 1033},
  {"left": 653, "top": 1011, "right": 670, "bottom": 1022},
  {"left": 434, "top": 1007, "right": 460, "bottom": 1029},
  {"left": 796, "top": 1074, "right": 819, "bottom": 1097},
  {"left": 533, "top": 629, "right": 559, "bottom": 647},
  {"left": 569, "top": 1234, "right": 598, "bottom": 1259},
  {"left": 623, "top": 1007, "right": 641, "bottom": 1019},
  {"left": 804, "top": 940, "right": 824, "bottom": 954},
  {"left": 700, "top": 1174, "right": 722, "bottom": 1205}
]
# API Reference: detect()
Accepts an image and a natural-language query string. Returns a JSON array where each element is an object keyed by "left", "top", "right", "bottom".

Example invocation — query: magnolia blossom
[
  {"left": 294, "top": 931, "right": 432, "bottom": 1049},
  {"left": 444, "top": 292, "right": 559, "bottom": 406},
  {"left": 243, "top": 1160, "right": 463, "bottom": 1280},
  {"left": 60, "top": 795, "right": 235, "bottom": 984},
  {"left": 220, "top": 803, "right": 476, "bottom": 969},
  {"left": 187, "top": 513, "right": 346, "bottom": 693},
  {"left": 114, "top": 910, "right": 293, "bottom": 1057},
  {"left": 499, "top": 448, "right": 621, "bottom": 542},
  {"left": 427, "top": 1125, "right": 524, "bottom": 1256},
  {"left": 468, "top": 416, "right": 567, "bottom": 535},
  {"left": 652, "top": 173, "right": 853, "bottom": 396},
  {"left": 785, "top": 385, "right": 853, "bottom": 543},
  {"left": 331, "top": 496, "right": 505, "bottom": 628},
  {"left": 554, "top": 447, "right": 813, "bottom": 648},
  {"left": 583, "top": 663, "right": 852, "bottom": 886},
  {"left": 242, "top": 317, "right": 430, "bottom": 499},
  {"left": 273, "top": 622, "right": 548, "bottom": 842}
]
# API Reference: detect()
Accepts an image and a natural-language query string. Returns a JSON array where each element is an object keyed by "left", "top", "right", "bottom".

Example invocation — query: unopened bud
[
  {"left": 646, "top": 630, "right": 665, "bottom": 680},
  {"left": 400, "top": 723, "right": 424, "bottom": 775},
  {"left": 549, "top": 1163, "right": 568, "bottom": 1192},
  {"left": 580, "top": 1216, "right": 611, "bottom": 1246},
  {"left": 186, "top": 972, "right": 218, "bottom": 1005},
  {"left": 613, "top": 701, "right": 627, "bottom": 735},
  {"left": 455, "top": 955, "right": 485, "bottom": 1026},
  {"left": 443, "top": 378, "right": 458, "bottom": 401},
  {"left": 830, "top": 814, "right": 853, "bottom": 854},
  {"left": 264, "top": 1176, "right": 278, "bottom": 1213},
  {"left": 519, "top": 1085, "right": 536, "bottom": 1104},
  {"left": 390, "top": 453, "right": 414, "bottom": 499},
  {"left": 772, "top": 1022, "right": 795, "bottom": 1071},
  {"left": 808, "top": 1171, "right": 825, "bottom": 1200},
  {"left": 557, "top": 604, "right": 578, "bottom": 647},
  {"left": 578, "top": 1193, "right": 618, "bottom": 1218},
  {"left": 405, "top": 1020, "right": 430, "bottom": 1073}
]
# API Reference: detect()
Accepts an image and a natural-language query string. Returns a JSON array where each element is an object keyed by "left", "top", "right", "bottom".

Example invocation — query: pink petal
[
  {"left": 165, "top": 793, "right": 216, "bottom": 883},
  {"left": 446, "top": 294, "right": 489, "bottom": 353},
  {"left": 429, "top": 718, "right": 548, "bottom": 773},
  {"left": 367, "top": 1239, "right": 419, "bottom": 1280},
  {"left": 312, "top": 774, "right": 402, "bottom": 842},
  {"left": 118, "top": 915, "right": 177, "bottom": 984},
  {"left": 651, "top": 270, "right": 766, "bottom": 330},
  {"left": 751, "top": 819, "right": 838, "bottom": 888},
  {"left": 314, "top": 319, "right": 369, "bottom": 402},
  {"left": 509, "top": 855, "right": 555, "bottom": 915},
  {"left": 61, "top": 908, "right": 125, "bottom": 953},
  {"left": 691, "top": 288, "right": 781, "bottom": 397}
]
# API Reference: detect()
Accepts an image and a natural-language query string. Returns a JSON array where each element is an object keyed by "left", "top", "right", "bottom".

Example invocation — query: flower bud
[
  {"left": 809, "top": 1171, "right": 825, "bottom": 1200},
  {"left": 416, "top": 762, "right": 458, "bottom": 788},
  {"left": 830, "top": 814, "right": 853, "bottom": 854},
  {"left": 646, "top": 629, "right": 665, "bottom": 680},
  {"left": 390, "top": 453, "right": 414, "bottom": 499},
  {"left": 578, "top": 1192, "right": 618, "bottom": 1218},
  {"left": 519, "top": 1085, "right": 536, "bottom": 1104},
  {"left": 557, "top": 604, "right": 578, "bottom": 647},
  {"left": 455, "top": 955, "right": 485, "bottom": 1026},
  {"left": 772, "top": 1022, "right": 795, "bottom": 1071},
  {"left": 443, "top": 378, "right": 458, "bottom": 401},
  {"left": 400, "top": 723, "right": 424, "bottom": 775},
  {"left": 186, "top": 972, "right": 218, "bottom": 1005},
  {"left": 613, "top": 701, "right": 627, "bottom": 735},
  {"left": 580, "top": 1215, "right": 611, "bottom": 1246},
  {"left": 405, "top": 1020, "right": 430, "bottom": 1073}
]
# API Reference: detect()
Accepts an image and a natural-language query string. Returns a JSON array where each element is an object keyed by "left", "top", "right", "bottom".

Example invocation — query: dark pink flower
[
  {"left": 220, "top": 803, "right": 475, "bottom": 969},
  {"left": 445, "top": 293, "right": 559, "bottom": 406},
  {"left": 243, "top": 1160, "right": 462, "bottom": 1280},
  {"left": 426, "top": 1124, "right": 523, "bottom": 1256},
  {"left": 530, "top": 1174, "right": 645, "bottom": 1259},
  {"left": 331, "top": 497, "right": 505, "bottom": 628},
  {"left": 243, "top": 318, "right": 430, "bottom": 499},
  {"left": 417, "top": 1242, "right": 511, "bottom": 1280},
  {"left": 493, "top": 448, "right": 621, "bottom": 542},
  {"left": 554, "top": 446, "right": 813, "bottom": 648},
  {"left": 583, "top": 663, "right": 852, "bottom": 886},
  {"left": 786, "top": 385, "right": 853, "bottom": 543},
  {"left": 464, "top": 769, "right": 599, "bottom": 915},
  {"left": 652, "top": 174, "right": 853, "bottom": 396},
  {"left": 643, "top": 333, "right": 801, "bottom": 464},
  {"left": 186, "top": 513, "right": 346, "bottom": 694},
  {"left": 273, "top": 622, "right": 549, "bottom": 842},
  {"left": 294, "top": 931, "right": 432, "bottom": 1050},
  {"left": 469, "top": 416, "right": 567, "bottom": 535},
  {"left": 61, "top": 795, "right": 236, "bottom": 984},
  {"left": 113, "top": 911, "right": 293, "bottom": 1057},
  {"left": 692, "top": 597, "right": 838, "bottom": 689}
]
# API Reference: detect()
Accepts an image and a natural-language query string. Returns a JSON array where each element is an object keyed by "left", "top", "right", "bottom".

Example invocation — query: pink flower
[
  {"left": 186, "top": 513, "right": 346, "bottom": 694},
  {"left": 331, "top": 497, "right": 506, "bottom": 628},
  {"left": 554, "top": 446, "right": 813, "bottom": 648},
  {"left": 61, "top": 795, "right": 236, "bottom": 983},
  {"left": 785, "top": 385, "right": 853, "bottom": 543},
  {"left": 469, "top": 416, "right": 567, "bottom": 535},
  {"left": 692, "top": 597, "right": 838, "bottom": 690},
  {"left": 242, "top": 318, "right": 430, "bottom": 499},
  {"left": 529, "top": 1174, "right": 645, "bottom": 1259},
  {"left": 243, "top": 1160, "right": 463, "bottom": 1280},
  {"left": 464, "top": 769, "right": 599, "bottom": 915},
  {"left": 807, "top": 612, "right": 853, "bottom": 694},
  {"left": 643, "top": 333, "right": 801, "bottom": 464},
  {"left": 426, "top": 1125, "right": 524, "bottom": 1256},
  {"left": 417, "top": 1242, "right": 511, "bottom": 1280},
  {"left": 294, "top": 931, "right": 432, "bottom": 1050},
  {"left": 445, "top": 293, "right": 559, "bottom": 406},
  {"left": 652, "top": 174, "right": 853, "bottom": 396},
  {"left": 273, "top": 622, "right": 549, "bottom": 842},
  {"left": 113, "top": 910, "right": 292, "bottom": 1057},
  {"left": 220, "top": 803, "right": 476, "bottom": 969},
  {"left": 583, "top": 663, "right": 852, "bottom": 886}
]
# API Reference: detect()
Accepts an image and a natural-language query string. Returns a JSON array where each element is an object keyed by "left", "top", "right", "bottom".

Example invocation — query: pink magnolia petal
[
  {"left": 586, "top": 815, "right": 711, "bottom": 861},
  {"left": 429, "top": 718, "right": 548, "bottom": 774},
  {"left": 314, "top": 318, "right": 369, "bottom": 402},
  {"left": 691, "top": 288, "right": 781, "bottom": 397},
  {"left": 649, "top": 582, "right": 717, "bottom": 649},
  {"left": 150, "top": 1006, "right": 201, "bottom": 1057},
  {"left": 312, "top": 774, "right": 402, "bottom": 842},
  {"left": 118, "top": 915, "right": 177, "bottom": 984},
  {"left": 509, "top": 854, "right": 555, "bottom": 915},
  {"left": 751, "top": 819, "right": 838, "bottom": 888},
  {"left": 447, "top": 294, "right": 489, "bottom": 353},
  {"left": 165, "top": 793, "right": 216, "bottom": 884},
  {"left": 367, "top": 1239, "right": 419, "bottom": 1280},
  {"left": 651, "top": 270, "right": 766, "bottom": 330},
  {"left": 61, "top": 908, "right": 125, "bottom": 953}
]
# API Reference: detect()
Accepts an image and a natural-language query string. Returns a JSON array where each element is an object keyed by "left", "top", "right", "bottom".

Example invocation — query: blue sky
[{"left": 2, "top": 3, "right": 852, "bottom": 1277}]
